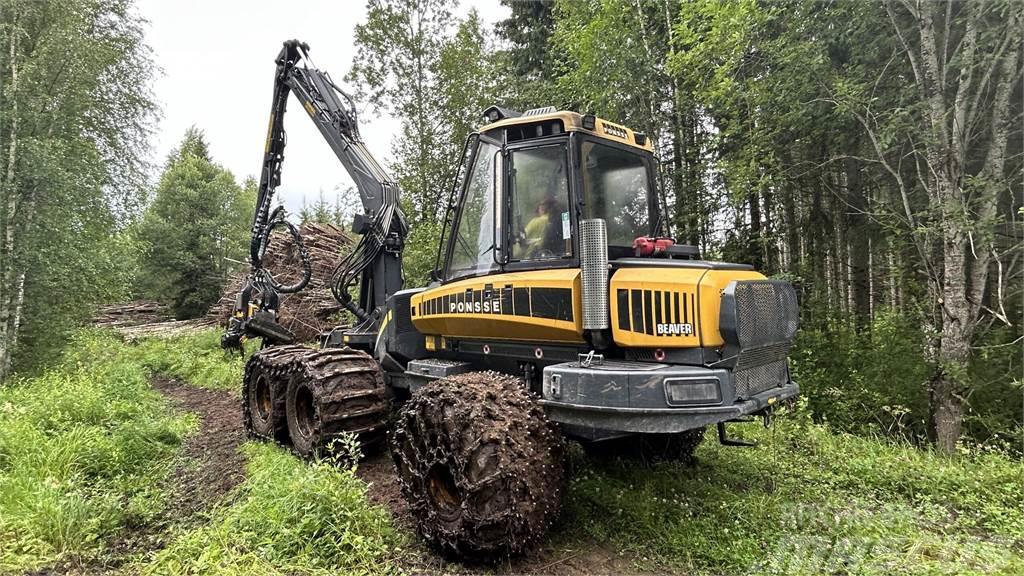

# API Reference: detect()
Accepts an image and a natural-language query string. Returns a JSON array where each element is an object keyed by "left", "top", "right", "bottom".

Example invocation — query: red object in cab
[{"left": 632, "top": 236, "right": 675, "bottom": 257}]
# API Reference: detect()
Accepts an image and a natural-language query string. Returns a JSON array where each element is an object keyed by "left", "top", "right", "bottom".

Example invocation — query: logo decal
[
  {"left": 449, "top": 299, "right": 501, "bottom": 314},
  {"left": 656, "top": 323, "right": 693, "bottom": 336}
]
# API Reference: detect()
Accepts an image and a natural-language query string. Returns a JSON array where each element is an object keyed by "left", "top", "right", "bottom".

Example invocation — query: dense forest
[
  {"left": 0, "top": 0, "right": 1021, "bottom": 461},
  {"left": 0, "top": 0, "right": 1022, "bottom": 574}
]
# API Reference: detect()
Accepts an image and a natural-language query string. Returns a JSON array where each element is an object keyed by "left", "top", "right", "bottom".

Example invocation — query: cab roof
[{"left": 479, "top": 109, "right": 654, "bottom": 152}]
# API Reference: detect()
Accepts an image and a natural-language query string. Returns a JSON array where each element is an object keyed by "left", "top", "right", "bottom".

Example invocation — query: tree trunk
[
  {"left": 933, "top": 217, "right": 971, "bottom": 452},
  {"left": 846, "top": 155, "right": 871, "bottom": 326},
  {"left": 748, "top": 188, "right": 763, "bottom": 270},
  {"left": 0, "top": 27, "right": 19, "bottom": 381}
]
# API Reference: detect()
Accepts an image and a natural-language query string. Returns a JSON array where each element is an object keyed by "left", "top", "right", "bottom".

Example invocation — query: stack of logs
[
  {"left": 207, "top": 222, "right": 353, "bottom": 343},
  {"left": 93, "top": 300, "right": 171, "bottom": 328}
]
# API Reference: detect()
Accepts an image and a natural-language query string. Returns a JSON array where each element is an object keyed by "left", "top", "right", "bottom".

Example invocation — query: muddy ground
[{"left": 137, "top": 377, "right": 649, "bottom": 576}]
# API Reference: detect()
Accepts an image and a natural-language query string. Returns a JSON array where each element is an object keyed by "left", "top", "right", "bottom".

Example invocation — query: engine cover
[{"left": 608, "top": 260, "right": 765, "bottom": 349}]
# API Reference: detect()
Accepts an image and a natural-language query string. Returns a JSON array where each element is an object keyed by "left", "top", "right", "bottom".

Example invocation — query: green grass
[
  {"left": 0, "top": 329, "right": 193, "bottom": 573},
  {"left": 142, "top": 443, "right": 400, "bottom": 576},
  {"left": 561, "top": 405, "right": 1024, "bottom": 575},
  {"left": 131, "top": 330, "right": 249, "bottom": 392},
  {"left": 3, "top": 328, "right": 1022, "bottom": 575}
]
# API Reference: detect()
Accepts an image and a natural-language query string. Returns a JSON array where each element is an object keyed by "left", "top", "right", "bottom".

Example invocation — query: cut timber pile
[
  {"left": 93, "top": 300, "right": 171, "bottom": 327},
  {"left": 207, "top": 222, "right": 353, "bottom": 343},
  {"left": 116, "top": 319, "right": 208, "bottom": 341}
]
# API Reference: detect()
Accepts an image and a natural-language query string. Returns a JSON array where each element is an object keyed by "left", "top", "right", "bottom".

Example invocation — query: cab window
[
  {"left": 447, "top": 141, "right": 500, "bottom": 280},
  {"left": 582, "top": 141, "right": 653, "bottom": 247},
  {"left": 509, "top": 145, "right": 572, "bottom": 261}
]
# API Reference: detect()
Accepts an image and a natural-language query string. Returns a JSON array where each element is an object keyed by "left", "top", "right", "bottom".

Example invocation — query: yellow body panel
[
  {"left": 410, "top": 269, "right": 585, "bottom": 343},
  {"left": 479, "top": 111, "right": 654, "bottom": 152},
  {"left": 609, "top": 267, "right": 766, "bottom": 348}
]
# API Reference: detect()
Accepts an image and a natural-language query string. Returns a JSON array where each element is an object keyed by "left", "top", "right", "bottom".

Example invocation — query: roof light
[
  {"left": 481, "top": 105, "right": 522, "bottom": 123},
  {"left": 582, "top": 113, "right": 596, "bottom": 130},
  {"left": 634, "top": 132, "right": 648, "bottom": 146}
]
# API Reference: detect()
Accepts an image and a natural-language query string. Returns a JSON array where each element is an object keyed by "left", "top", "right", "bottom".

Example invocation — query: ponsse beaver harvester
[{"left": 223, "top": 40, "right": 800, "bottom": 559}]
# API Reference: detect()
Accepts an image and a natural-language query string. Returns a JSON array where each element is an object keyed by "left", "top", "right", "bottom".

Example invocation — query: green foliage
[
  {"left": 130, "top": 329, "right": 249, "bottom": 393},
  {"left": 1, "top": 0, "right": 157, "bottom": 375},
  {"left": 791, "top": 311, "right": 932, "bottom": 442},
  {"left": 143, "top": 443, "right": 399, "bottom": 576},
  {"left": 791, "top": 311, "right": 1023, "bottom": 452},
  {"left": 0, "top": 329, "right": 191, "bottom": 572},
  {"left": 349, "top": 1, "right": 500, "bottom": 286},
  {"left": 402, "top": 216, "right": 442, "bottom": 288},
  {"left": 563, "top": 413, "right": 1024, "bottom": 574},
  {"left": 135, "top": 129, "right": 254, "bottom": 319},
  {"left": 299, "top": 187, "right": 359, "bottom": 227},
  {"left": 347, "top": 0, "right": 454, "bottom": 229},
  {"left": 494, "top": 0, "right": 559, "bottom": 108}
]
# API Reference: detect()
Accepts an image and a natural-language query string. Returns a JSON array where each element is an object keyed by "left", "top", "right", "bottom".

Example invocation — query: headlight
[{"left": 664, "top": 378, "right": 722, "bottom": 406}]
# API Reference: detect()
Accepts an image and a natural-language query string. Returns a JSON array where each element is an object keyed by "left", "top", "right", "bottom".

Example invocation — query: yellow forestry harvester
[{"left": 224, "top": 40, "right": 800, "bottom": 559}]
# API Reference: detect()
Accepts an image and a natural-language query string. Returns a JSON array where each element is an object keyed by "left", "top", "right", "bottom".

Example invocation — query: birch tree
[
  {"left": 0, "top": 0, "right": 154, "bottom": 378},
  {"left": 872, "top": 0, "right": 1022, "bottom": 452}
]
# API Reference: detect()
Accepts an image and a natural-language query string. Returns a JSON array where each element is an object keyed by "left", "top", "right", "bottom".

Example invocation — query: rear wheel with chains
[
  {"left": 391, "top": 371, "right": 566, "bottom": 560},
  {"left": 242, "top": 345, "right": 311, "bottom": 442},
  {"left": 285, "top": 347, "right": 390, "bottom": 458}
]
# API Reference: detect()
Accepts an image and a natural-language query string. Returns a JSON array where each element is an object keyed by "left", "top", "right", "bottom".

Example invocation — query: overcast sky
[{"left": 138, "top": 0, "right": 509, "bottom": 215}]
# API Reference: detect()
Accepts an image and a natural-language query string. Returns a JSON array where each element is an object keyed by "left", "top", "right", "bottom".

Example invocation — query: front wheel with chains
[{"left": 390, "top": 371, "right": 566, "bottom": 560}]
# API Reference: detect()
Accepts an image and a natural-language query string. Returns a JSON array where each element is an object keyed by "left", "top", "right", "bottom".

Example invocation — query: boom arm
[{"left": 225, "top": 40, "right": 406, "bottom": 349}]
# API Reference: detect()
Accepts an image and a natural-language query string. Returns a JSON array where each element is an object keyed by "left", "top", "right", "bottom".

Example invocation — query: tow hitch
[{"left": 717, "top": 407, "right": 774, "bottom": 447}]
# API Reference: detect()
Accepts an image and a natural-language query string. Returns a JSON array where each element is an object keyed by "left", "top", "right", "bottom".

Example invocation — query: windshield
[{"left": 581, "top": 141, "right": 654, "bottom": 246}]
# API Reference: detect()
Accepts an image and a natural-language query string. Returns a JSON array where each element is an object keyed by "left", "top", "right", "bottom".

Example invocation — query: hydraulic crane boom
[{"left": 223, "top": 40, "right": 406, "bottom": 349}]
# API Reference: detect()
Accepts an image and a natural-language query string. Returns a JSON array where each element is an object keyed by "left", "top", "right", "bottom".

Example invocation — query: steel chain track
[
  {"left": 242, "top": 344, "right": 312, "bottom": 441},
  {"left": 292, "top": 347, "right": 390, "bottom": 452},
  {"left": 242, "top": 344, "right": 389, "bottom": 453},
  {"left": 391, "top": 371, "right": 565, "bottom": 559}
]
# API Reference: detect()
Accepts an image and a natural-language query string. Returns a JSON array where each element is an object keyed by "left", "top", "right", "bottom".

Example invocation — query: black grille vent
[
  {"left": 735, "top": 359, "right": 787, "bottom": 399},
  {"left": 721, "top": 280, "right": 799, "bottom": 373}
]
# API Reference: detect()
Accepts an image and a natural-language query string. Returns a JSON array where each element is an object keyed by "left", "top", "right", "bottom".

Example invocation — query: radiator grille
[
  {"left": 721, "top": 279, "right": 799, "bottom": 386},
  {"left": 735, "top": 359, "right": 787, "bottom": 399},
  {"left": 732, "top": 280, "right": 799, "bottom": 349}
]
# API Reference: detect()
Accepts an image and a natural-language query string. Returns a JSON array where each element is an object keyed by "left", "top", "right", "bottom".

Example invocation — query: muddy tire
[
  {"left": 284, "top": 347, "right": 390, "bottom": 458},
  {"left": 242, "top": 345, "right": 310, "bottom": 442},
  {"left": 583, "top": 427, "right": 707, "bottom": 465},
  {"left": 391, "top": 371, "right": 565, "bottom": 560}
]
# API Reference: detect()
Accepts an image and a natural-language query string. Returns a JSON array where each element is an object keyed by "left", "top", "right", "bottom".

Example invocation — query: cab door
[{"left": 409, "top": 136, "right": 584, "bottom": 344}]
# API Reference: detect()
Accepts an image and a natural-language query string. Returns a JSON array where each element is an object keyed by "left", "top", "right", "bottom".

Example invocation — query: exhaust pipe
[{"left": 579, "top": 219, "right": 609, "bottom": 332}]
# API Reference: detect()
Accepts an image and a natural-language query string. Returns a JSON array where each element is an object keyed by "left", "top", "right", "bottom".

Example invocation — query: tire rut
[{"left": 98, "top": 376, "right": 247, "bottom": 571}]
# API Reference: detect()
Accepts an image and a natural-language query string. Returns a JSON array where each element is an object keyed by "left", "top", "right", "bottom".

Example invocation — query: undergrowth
[
  {"left": 131, "top": 330, "right": 249, "bottom": 393},
  {"left": 3, "top": 328, "right": 1022, "bottom": 575},
  {"left": 142, "top": 443, "right": 399, "bottom": 575},
  {"left": 0, "top": 329, "right": 192, "bottom": 573},
  {"left": 562, "top": 403, "right": 1024, "bottom": 575}
]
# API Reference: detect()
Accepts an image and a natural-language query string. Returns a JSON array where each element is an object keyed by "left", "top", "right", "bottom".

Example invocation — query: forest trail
[
  {"left": 98, "top": 377, "right": 249, "bottom": 570},
  {"left": 143, "top": 377, "right": 653, "bottom": 576},
  {"left": 150, "top": 376, "right": 248, "bottom": 513}
]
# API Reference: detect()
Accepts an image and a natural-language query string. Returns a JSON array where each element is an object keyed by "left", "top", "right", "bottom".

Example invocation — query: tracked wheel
[
  {"left": 242, "top": 345, "right": 311, "bottom": 442},
  {"left": 391, "top": 371, "right": 565, "bottom": 560},
  {"left": 583, "top": 427, "right": 707, "bottom": 465},
  {"left": 285, "top": 347, "right": 390, "bottom": 458}
]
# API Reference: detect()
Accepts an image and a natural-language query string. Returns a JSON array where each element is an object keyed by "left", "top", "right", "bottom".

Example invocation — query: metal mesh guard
[
  {"left": 733, "top": 280, "right": 800, "bottom": 349},
  {"left": 579, "top": 219, "right": 609, "bottom": 330},
  {"left": 735, "top": 359, "right": 787, "bottom": 399}
]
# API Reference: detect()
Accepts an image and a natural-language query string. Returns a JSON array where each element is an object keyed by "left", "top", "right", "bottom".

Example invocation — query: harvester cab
[{"left": 229, "top": 40, "right": 801, "bottom": 560}]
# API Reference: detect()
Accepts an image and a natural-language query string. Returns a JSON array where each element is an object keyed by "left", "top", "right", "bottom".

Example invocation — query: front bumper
[{"left": 537, "top": 359, "right": 799, "bottom": 435}]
